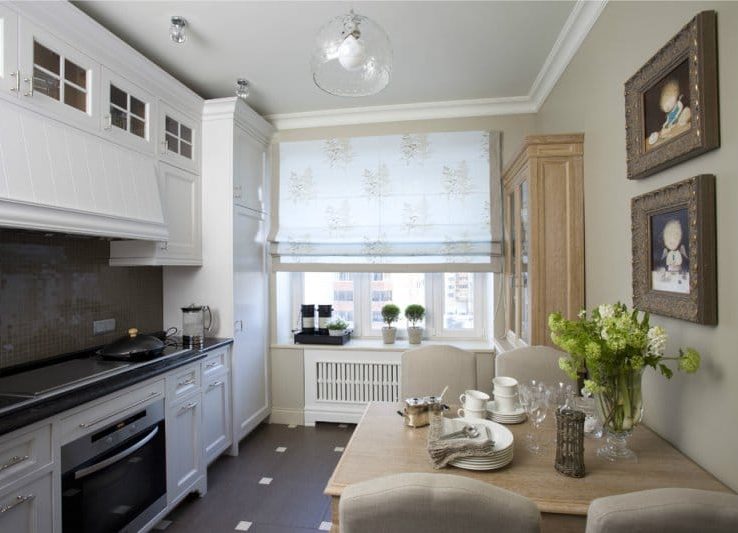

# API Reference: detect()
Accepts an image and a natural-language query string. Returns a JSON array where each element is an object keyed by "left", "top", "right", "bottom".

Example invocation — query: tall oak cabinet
[{"left": 503, "top": 134, "right": 585, "bottom": 347}]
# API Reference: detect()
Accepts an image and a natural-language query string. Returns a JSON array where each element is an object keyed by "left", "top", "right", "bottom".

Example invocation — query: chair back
[
  {"left": 495, "top": 345, "right": 575, "bottom": 388},
  {"left": 401, "top": 345, "right": 476, "bottom": 402},
  {"left": 586, "top": 488, "right": 738, "bottom": 533},
  {"left": 340, "top": 472, "right": 541, "bottom": 533}
]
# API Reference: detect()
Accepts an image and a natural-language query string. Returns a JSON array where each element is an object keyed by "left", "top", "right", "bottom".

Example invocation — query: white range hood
[{"left": 0, "top": 100, "right": 168, "bottom": 241}]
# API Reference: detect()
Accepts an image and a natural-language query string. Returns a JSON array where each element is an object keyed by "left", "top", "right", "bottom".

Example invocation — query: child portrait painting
[{"left": 650, "top": 207, "right": 690, "bottom": 294}]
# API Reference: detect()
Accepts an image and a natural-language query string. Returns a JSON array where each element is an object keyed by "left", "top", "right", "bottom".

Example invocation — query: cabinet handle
[
  {"left": 10, "top": 71, "right": 20, "bottom": 93},
  {"left": 178, "top": 401, "right": 198, "bottom": 414},
  {"left": 177, "top": 377, "right": 195, "bottom": 388},
  {"left": 161, "top": 138, "right": 168, "bottom": 153},
  {"left": 205, "top": 361, "right": 219, "bottom": 369},
  {"left": 0, "top": 493, "right": 35, "bottom": 514},
  {"left": 208, "top": 380, "right": 224, "bottom": 390},
  {"left": 103, "top": 114, "right": 112, "bottom": 130},
  {"left": 0, "top": 455, "right": 29, "bottom": 471},
  {"left": 79, "top": 391, "right": 160, "bottom": 428},
  {"left": 160, "top": 241, "right": 168, "bottom": 251},
  {"left": 233, "top": 185, "right": 242, "bottom": 199},
  {"left": 22, "top": 76, "right": 33, "bottom": 97}
]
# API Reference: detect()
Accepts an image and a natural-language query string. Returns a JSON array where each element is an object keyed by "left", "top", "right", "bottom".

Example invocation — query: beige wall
[{"left": 535, "top": 2, "right": 738, "bottom": 491}]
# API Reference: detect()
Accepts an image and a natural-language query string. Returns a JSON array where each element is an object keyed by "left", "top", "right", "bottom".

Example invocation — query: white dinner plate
[
  {"left": 444, "top": 418, "right": 515, "bottom": 452},
  {"left": 487, "top": 400, "right": 526, "bottom": 417}
]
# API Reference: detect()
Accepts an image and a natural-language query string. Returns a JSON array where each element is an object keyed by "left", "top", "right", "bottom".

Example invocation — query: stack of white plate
[
  {"left": 486, "top": 400, "right": 527, "bottom": 424},
  {"left": 443, "top": 418, "right": 514, "bottom": 471}
]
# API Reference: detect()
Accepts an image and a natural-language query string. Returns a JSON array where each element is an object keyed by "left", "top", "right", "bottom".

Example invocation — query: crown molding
[
  {"left": 528, "top": 0, "right": 608, "bottom": 110},
  {"left": 267, "top": 0, "right": 607, "bottom": 130}
]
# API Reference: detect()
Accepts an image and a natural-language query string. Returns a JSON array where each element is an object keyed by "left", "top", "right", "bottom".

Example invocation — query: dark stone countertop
[{"left": 0, "top": 337, "right": 233, "bottom": 438}]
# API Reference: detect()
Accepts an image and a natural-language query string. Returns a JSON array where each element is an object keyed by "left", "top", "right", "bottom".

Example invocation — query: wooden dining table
[{"left": 324, "top": 402, "right": 732, "bottom": 533}]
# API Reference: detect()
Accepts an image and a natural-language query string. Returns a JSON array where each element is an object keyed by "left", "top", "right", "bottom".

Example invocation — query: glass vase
[{"left": 594, "top": 367, "right": 644, "bottom": 461}]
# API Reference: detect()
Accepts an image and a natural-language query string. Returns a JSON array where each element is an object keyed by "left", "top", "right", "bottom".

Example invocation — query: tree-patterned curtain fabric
[{"left": 272, "top": 130, "right": 502, "bottom": 272}]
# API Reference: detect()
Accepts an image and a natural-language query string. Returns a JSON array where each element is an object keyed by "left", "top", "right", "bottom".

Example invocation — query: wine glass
[{"left": 522, "top": 382, "right": 551, "bottom": 454}]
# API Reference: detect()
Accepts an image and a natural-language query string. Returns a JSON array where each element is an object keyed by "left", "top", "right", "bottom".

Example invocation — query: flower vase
[{"left": 594, "top": 367, "right": 644, "bottom": 462}]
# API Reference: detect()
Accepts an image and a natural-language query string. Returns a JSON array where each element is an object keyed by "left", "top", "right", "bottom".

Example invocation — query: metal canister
[{"left": 402, "top": 397, "right": 430, "bottom": 428}]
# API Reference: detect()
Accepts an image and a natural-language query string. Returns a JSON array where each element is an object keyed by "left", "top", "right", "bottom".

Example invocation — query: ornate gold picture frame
[
  {"left": 625, "top": 11, "right": 719, "bottom": 180},
  {"left": 631, "top": 175, "right": 716, "bottom": 324}
]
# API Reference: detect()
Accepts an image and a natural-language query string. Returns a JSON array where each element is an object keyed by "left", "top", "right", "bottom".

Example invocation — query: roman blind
[{"left": 271, "top": 130, "right": 502, "bottom": 272}]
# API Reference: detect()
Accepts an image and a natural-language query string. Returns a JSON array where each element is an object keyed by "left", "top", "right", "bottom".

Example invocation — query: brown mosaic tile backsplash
[{"left": 0, "top": 230, "right": 162, "bottom": 369}]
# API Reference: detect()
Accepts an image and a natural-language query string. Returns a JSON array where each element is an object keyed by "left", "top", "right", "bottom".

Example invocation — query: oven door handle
[{"left": 74, "top": 426, "right": 159, "bottom": 481}]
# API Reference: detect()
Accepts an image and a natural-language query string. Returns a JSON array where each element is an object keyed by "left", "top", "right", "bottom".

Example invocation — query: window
[
  {"left": 109, "top": 84, "right": 147, "bottom": 139},
  {"left": 299, "top": 272, "right": 488, "bottom": 339},
  {"left": 33, "top": 41, "right": 88, "bottom": 113},
  {"left": 165, "top": 115, "right": 193, "bottom": 159}
]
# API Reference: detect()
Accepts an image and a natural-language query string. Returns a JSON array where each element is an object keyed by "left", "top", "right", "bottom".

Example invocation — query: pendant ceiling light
[{"left": 311, "top": 10, "right": 392, "bottom": 97}]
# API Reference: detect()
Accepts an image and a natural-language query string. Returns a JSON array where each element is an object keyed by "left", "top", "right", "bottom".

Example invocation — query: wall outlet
[{"left": 93, "top": 318, "right": 116, "bottom": 336}]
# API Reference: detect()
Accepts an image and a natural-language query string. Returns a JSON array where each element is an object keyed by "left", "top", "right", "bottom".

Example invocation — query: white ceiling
[{"left": 73, "top": 1, "right": 583, "bottom": 120}]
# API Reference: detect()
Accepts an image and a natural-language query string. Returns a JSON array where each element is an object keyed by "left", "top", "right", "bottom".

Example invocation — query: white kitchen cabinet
[
  {"left": 165, "top": 390, "right": 204, "bottom": 506},
  {"left": 0, "top": 5, "right": 18, "bottom": 100},
  {"left": 233, "top": 126, "right": 268, "bottom": 212},
  {"left": 17, "top": 17, "right": 100, "bottom": 132},
  {"left": 232, "top": 206, "right": 270, "bottom": 441},
  {"left": 109, "top": 162, "right": 202, "bottom": 265},
  {"left": 159, "top": 101, "right": 198, "bottom": 173},
  {"left": 101, "top": 66, "right": 156, "bottom": 155},
  {"left": 0, "top": 472, "right": 53, "bottom": 533},
  {"left": 202, "top": 372, "right": 231, "bottom": 465}
]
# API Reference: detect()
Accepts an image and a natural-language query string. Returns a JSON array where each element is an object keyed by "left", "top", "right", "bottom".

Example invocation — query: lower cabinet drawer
[
  {"left": 0, "top": 424, "right": 52, "bottom": 493},
  {"left": 167, "top": 363, "right": 202, "bottom": 400},
  {"left": 0, "top": 472, "right": 52, "bottom": 533}
]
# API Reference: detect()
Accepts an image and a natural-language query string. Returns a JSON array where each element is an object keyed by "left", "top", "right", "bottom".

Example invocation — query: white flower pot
[
  {"left": 328, "top": 329, "right": 346, "bottom": 336},
  {"left": 382, "top": 327, "right": 397, "bottom": 344},
  {"left": 408, "top": 327, "right": 423, "bottom": 344}
]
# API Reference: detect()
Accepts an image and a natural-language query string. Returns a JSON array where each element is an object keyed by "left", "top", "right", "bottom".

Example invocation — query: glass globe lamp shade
[{"left": 311, "top": 11, "right": 392, "bottom": 97}]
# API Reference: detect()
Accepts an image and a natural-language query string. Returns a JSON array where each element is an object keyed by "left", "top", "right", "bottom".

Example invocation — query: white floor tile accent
[
  {"left": 288, "top": 424, "right": 297, "bottom": 428},
  {"left": 235, "top": 521, "right": 252, "bottom": 531},
  {"left": 338, "top": 424, "right": 348, "bottom": 428},
  {"left": 275, "top": 446, "right": 287, "bottom": 453},
  {"left": 259, "top": 477, "right": 273, "bottom": 485},
  {"left": 334, "top": 446, "right": 345, "bottom": 452},
  {"left": 153, "top": 520, "right": 172, "bottom": 531},
  {"left": 319, "top": 521, "right": 332, "bottom": 531}
]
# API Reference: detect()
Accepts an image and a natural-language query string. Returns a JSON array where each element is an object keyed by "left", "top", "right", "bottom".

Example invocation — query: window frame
[{"left": 292, "top": 272, "right": 489, "bottom": 341}]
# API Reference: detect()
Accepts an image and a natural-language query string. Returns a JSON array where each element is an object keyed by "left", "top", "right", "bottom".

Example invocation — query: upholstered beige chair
[
  {"left": 586, "top": 488, "right": 738, "bottom": 533},
  {"left": 495, "top": 345, "right": 575, "bottom": 388},
  {"left": 339, "top": 473, "right": 541, "bottom": 533},
  {"left": 401, "top": 345, "right": 476, "bottom": 402}
]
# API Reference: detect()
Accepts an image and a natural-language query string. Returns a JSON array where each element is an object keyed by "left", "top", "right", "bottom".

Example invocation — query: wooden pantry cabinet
[{"left": 503, "top": 134, "right": 585, "bottom": 347}]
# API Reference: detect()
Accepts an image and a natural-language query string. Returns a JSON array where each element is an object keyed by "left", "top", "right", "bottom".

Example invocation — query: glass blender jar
[{"left": 181, "top": 305, "right": 213, "bottom": 347}]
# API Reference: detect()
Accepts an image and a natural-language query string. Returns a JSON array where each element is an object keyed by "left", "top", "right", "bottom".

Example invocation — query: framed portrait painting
[
  {"left": 631, "top": 175, "right": 716, "bottom": 324},
  {"left": 625, "top": 11, "right": 719, "bottom": 180}
]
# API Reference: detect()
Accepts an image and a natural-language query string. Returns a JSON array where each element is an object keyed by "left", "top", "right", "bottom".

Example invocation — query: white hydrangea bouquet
[{"left": 548, "top": 303, "right": 700, "bottom": 460}]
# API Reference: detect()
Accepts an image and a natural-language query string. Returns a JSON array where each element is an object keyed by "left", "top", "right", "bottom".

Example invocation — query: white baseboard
[{"left": 304, "top": 404, "right": 366, "bottom": 426}]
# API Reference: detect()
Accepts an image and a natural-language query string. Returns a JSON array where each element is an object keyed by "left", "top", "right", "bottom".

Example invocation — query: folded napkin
[{"left": 427, "top": 421, "right": 495, "bottom": 469}]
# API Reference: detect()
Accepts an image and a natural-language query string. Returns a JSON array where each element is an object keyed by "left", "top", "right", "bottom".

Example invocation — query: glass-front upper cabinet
[
  {"left": 504, "top": 174, "right": 531, "bottom": 347},
  {"left": 18, "top": 18, "right": 99, "bottom": 130},
  {"left": 519, "top": 180, "right": 530, "bottom": 344},
  {"left": 0, "top": 5, "right": 19, "bottom": 101},
  {"left": 101, "top": 67, "right": 155, "bottom": 154},
  {"left": 159, "top": 101, "right": 197, "bottom": 172}
]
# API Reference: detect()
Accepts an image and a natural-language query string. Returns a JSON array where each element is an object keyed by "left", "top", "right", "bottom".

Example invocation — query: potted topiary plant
[
  {"left": 381, "top": 304, "right": 400, "bottom": 344},
  {"left": 405, "top": 304, "right": 425, "bottom": 344},
  {"left": 327, "top": 318, "right": 349, "bottom": 336}
]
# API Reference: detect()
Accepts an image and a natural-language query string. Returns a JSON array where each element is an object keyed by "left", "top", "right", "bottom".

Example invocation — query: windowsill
[{"left": 271, "top": 338, "right": 496, "bottom": 353}]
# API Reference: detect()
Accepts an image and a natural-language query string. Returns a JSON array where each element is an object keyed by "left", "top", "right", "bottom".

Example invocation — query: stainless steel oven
[{"left": 61, "top": 399, "right": 166, "bottom": 533}]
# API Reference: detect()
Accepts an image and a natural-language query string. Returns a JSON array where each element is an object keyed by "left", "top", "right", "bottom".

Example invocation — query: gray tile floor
[{"left": 160, "top": 422, "right": 355, "bottom": 533}]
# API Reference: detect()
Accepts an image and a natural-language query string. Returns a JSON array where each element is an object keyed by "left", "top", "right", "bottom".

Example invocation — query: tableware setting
[
  {"left": 457, "top": 407, "right": 486, "bottom": 420},
  {"left": 444, "top": 417, "right": 514, "bottom": 471},
  {"left": 488, "top": 376, "right": 527, "bottom": 424}
]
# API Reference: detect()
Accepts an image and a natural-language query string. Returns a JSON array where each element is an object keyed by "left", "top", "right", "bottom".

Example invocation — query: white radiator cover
[{"left": 304, "top": 349, "right": 401, "bottom": 425}]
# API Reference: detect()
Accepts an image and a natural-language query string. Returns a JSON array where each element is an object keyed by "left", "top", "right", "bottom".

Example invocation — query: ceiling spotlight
[
  {"left": 170, "top": 16, "right": 187, "bottom": 44},
  {"left": 236, "top": 79, "right": 250, "bottom": 99},
  {"left": 311, "top": 10, "right": 392, "bottom": 97}
]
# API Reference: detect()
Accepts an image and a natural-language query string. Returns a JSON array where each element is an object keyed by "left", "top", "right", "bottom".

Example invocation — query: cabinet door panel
[
  {"left": 203, "top": 374, "right": 231, "bottom": 464},
  {"left": 18, "top": 18, "right": 99, "bottom": 132},
  {"left": 166, "top": 394, "right": 201, "bottom": 504},
  {"left": 101, "top": 67, "right": 155, "bottom": 155},
  {"left": 233, "top": 127, "right": 266, "bottom": 212},
  {"left": 0, "top": 472, "right": 53, "bottom": 533},
  {"left": 159, "top": 162, "right": 201, "bottom": 260},
  {"left": 158, "top": 102, "right": 197, "bottom": 172},
  {"left": 232, "top": 207, "right": 269, "bottom": 439},
  {"left": 0, "top": 6, "right": 19, "bottom": 101}
]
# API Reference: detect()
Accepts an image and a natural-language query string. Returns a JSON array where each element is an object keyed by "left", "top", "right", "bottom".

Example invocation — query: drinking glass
[{"left": 522, "top": 382, "right": 551, "bottom": 454}]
